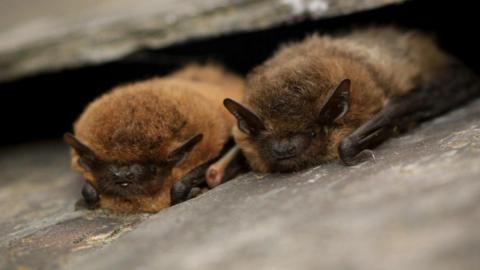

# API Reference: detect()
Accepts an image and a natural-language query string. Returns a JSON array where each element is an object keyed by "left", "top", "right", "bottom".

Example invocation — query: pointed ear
[
  {"left": 224, "top": 98, "right": 266, "bottom": 136},
  {"left": 318, "top": 79, "right": 351, "bottom": 124},
  {"left": 168, "top": 133, "right": 203, "bottom": 165},
  {"left": 64, "top": 132, "right": 98, "bottom": 171}
]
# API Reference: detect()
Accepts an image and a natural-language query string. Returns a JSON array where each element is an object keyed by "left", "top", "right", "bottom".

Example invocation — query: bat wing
[{"left": 339, "top": 61, "right": 480, "bottom": 165}]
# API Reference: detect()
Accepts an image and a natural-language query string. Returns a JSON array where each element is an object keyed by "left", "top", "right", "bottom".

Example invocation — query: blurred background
[{"left": 0, "top": 0, "right": 479, "bottom": 147}]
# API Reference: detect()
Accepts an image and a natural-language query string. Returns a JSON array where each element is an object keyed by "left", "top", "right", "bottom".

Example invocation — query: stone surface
[
  {"left": 1, "top": 98, "right": 480, "bottom": 269},
  {"left": 0, "top": 142, "right": 147, "bottom": 269},
  {"left": 0, "top": 0, "right": 406, "bottom": 81}
]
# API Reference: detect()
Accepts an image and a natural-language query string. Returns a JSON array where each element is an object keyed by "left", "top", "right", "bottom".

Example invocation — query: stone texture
[
  {"left": 1, "top": 98, "right": 480, "bottom": 269},
  {"left": 0, "top": 0, "right": 406, "bottom": 81},
  {"left": 0, "top": 142, "right": 147, "bottom": 270}
]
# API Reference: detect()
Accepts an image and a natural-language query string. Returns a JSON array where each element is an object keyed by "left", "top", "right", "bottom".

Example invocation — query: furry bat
[
  {"left": 65, "top": 64, "right": 244, "bottom": 212},
  {"left": 223, "top": 27, "right": 480, "bottom": 173}
]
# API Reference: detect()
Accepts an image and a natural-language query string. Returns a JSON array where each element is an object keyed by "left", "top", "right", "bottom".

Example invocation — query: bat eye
[{"left": 310, "top": 131, "right": 317, "bottom": 138}]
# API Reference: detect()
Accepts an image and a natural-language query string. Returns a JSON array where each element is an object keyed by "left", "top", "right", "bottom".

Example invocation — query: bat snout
[
  {"left": 271, "top": 140, "right": 298, "bottom": 160},
  {"left": 272, "top": 147, "right": 297, "bottom": 160},
  {"left": 111, "top": 167, "right": 136, "bottom": 187},
  {"left": 101, "top": 164, "right": 152, "bottom": 195},
  {"left": 269, "top": 135, "right": 311, "bottom": 162}
]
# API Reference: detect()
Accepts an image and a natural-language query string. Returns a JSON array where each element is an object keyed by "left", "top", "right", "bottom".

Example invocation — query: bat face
[
  {"left": 94, "top": 162, "right": 167, "bottom": 197},
  {"left": 239, "top": 126, "right": 318, "bottom": 172},
  {"left": 224, "top": 79, "right": 350, "bottom": 172},
  {"left": 65, "top": 132, "right": 203, "bottom": 199}
]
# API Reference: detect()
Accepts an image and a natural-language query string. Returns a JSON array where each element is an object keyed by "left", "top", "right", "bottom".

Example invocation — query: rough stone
[
  {"left": 0, "top": 0, "right": 406, "bottom": 81},
  {"left": 1, "top": 98, "right": 479, "bottom": 269},
  {"left": 0, "top": 142, "right": 146, "bottom": 270}
]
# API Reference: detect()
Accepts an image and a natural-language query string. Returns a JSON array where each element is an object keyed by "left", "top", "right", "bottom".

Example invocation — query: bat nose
[
  {"left": 112, "top": 166, "right": 135, "bottom": 186},
  {"left": 271, "top": 140, "right": 297, "bottom": 160}
]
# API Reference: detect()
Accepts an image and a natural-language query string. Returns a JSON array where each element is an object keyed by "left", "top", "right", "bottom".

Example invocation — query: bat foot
[
  {"left": 81, "top": 182, "right": 100, "bottom": 209},
  {"left": 187, "top": 187, "right": 202, "bottom": 200},
  {"left": 170, "top": 182, "right": 204, "bottom": 205},
  {"left": 170, "top": 145, "right": 248, "bottom": 205},
  {"left": 362, "top": 149, "right": 376, "bottom": 162},
  {"left": 341, "top": 149, "right": 376, "bottom": 166},
  {"left": 339, "top": 138, "right": 376, "bottom": 166}
]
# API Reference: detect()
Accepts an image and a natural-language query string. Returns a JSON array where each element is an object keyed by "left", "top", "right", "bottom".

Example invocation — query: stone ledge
[{"left": 0, "top": 0, "right": 406, "bottom": 81}]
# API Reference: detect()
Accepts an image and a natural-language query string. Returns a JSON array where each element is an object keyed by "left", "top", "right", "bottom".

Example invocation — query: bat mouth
[
  {"left": 270, "top": 157, "right": 301, "bottom": 172},
  {"left": 268, "top": 152, "right": 313, "bottom": 173},
  {"left": 98, "top": 175, "right": 151, "bottom": 197},
  {"left": 115, "top": 181, "right": 134, "bottom": 188},
  {"left": 274, "top": 154, "right": 297, "bottom": 161}
]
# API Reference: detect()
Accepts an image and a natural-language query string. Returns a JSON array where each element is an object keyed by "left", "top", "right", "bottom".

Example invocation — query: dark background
[{"left": 0, "top": 0, "right": 477, "bottom": 147}]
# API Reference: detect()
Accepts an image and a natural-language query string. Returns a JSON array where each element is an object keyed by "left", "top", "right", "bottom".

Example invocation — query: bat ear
[
  {"left": 64, "top": 132, "right": 99, "bottom": 171},
  {"left": 224, "top": 98, "right": 266, "bottom": 136},
  {"left": 168, "top": 133, "right": 203, "bottom": 165},
  {"left": 318, "top": 79, "right": 351, "bottom": 124}
]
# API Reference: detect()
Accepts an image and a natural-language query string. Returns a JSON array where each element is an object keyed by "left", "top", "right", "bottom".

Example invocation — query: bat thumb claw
[{"left": 340, "top": 149, "right": 376, "bottom": 166}]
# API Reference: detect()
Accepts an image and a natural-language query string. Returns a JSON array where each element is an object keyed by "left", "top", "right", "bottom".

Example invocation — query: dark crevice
[{"left": 0, "top": 0, "right": 478, "bottom": 147}]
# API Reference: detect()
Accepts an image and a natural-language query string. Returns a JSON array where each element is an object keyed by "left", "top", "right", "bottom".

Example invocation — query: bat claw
[
  {"left": 340, "top": 148, "right": 376, "bottom": 166},
  {"left": 187, "top": 187, "right": 202, "bottom": 200},
  {"left": 363, "top": 149, "right": 376, "bottom": 162}
]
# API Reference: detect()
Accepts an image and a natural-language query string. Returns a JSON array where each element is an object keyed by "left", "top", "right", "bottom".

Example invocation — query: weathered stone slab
[
  {"left": 0, "top": 142, "right": 146, "bottom": 269},
  {"left": 0, "top": 0, "right": 406, "bottom": 81},
  {"left": 1, "top": 98, "right": 479, "bottom": 269}
]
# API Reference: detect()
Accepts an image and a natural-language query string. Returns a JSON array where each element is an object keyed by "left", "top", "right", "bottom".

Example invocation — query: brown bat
[
  {"left": 65, "top": 64, "right": 244, "bottom": 212},
  {"left": 223, "top": 27, "right": 480, "bottom": 173}
]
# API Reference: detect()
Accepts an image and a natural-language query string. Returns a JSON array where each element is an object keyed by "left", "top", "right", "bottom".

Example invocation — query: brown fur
[
  {"left": 232, "top": 26, "right": 452, "bottom": 172},
  {"left": 70, "top": 64, "right": 244, "bottom": 212}
]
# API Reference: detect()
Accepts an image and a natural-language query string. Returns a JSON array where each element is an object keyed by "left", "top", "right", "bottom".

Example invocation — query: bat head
[
  {"left": 224, "top": 79, "right": 350, "bottom": 172},
  {"left": 65, "top": 132, "right": 203, "bottom": 198}
]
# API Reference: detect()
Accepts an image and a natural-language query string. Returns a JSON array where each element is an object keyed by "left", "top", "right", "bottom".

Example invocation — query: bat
[
  {"left": 65, "top": 64, "right": 245, "bottom": 212},
  {"left": 223, "top": 26, "right": 480, "bottom": 173}
]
